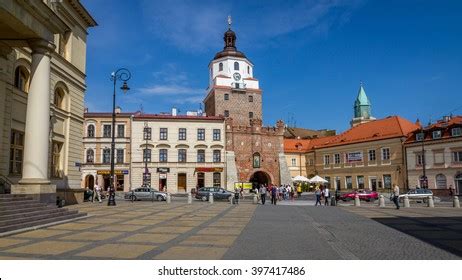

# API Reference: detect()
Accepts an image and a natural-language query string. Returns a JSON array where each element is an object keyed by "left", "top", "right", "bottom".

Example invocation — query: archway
[
  {"left": 250, "top": 171, "right": 271, "bottom": 189},
  {"left": 85, "top": 175, "right": 95, "bottom": 190}
]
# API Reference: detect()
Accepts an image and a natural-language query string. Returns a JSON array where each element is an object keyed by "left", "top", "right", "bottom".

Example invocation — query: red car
[{"left": 339, "top": 190, "right": 379, "bottom": 202}]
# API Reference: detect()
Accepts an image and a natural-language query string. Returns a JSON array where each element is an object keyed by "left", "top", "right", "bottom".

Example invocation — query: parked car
[
  {"left": 195, "top": 187, "right": 234, "bottom": 201},
  {"left": 124, "top": 187, "right": 167, "bottom": 201},
  {"left": 398, "top": 189, "right": 437, "bottom": 203},
  {"left": 339, "top": 190, "right": 379, "bottom": 202}
]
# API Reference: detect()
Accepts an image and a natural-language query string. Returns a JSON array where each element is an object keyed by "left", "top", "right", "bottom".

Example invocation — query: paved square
[
  {"left": 5, "top": 241, "right": 86, "bottom": 255},
  {"left": 120, "top": 233, "right": 179, "bottom": 244},
  {"left": 60, "top": 231, "right": 123, "bottom": 241},
  {"left": 13, "top": 229, "right": 70, "bottom": 239},
  {"left": 154, "top": 246, "right": 228, "bottom": 260},
  {"left": 77, "top": 243, "right": 155, "bottom": 259}
]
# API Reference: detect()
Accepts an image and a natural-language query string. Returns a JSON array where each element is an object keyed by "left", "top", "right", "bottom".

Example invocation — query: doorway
[
  {"left": 159, "top": 173, "right": 167, "bottom": 191},
  {"left": 178, "top": 173, "right": 187, "bottom": 192},
  {"left": 116, "top": 174, "right": 124, "bottom": 191},
  {"left": 249, "top": 171, "right": 271, "bottom": 186},
  {"left": 197, "top": 172, "right": 205, "bottom": 189},
  {"left": 103, "top": 175, "right": 111, "bottom": 191},
  {"left": 455, "top": 173, "right": 462, "bottom": 195},
  {"left": 335, "top": 177, "right": 341, "bottom": 191},
  {"left": 370, "top": 177, "right": 377, "bottom": 191},
  {"left": 85, "top": 175, "right": 95, "bottom": 190}
]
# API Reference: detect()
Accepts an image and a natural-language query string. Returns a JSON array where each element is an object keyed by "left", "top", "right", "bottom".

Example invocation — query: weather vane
[{"left": 228, "top": 15, "right": 232, "bottom": 29}]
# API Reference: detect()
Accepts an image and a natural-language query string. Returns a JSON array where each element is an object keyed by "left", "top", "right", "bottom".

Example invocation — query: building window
[
  {"left": 143, "top": 148, "right": 152, "bottom": 162},
  {"left": 51, "top": 141, "right": 63, "bottom": 178},
  {"left": 357, "top": 176, "right": 364, "bottom": 189},
  {"left": 117, "top": 124, "right": 125, "bottom": 138},
  {"left": 334, "top": 154, "right": 340, "bottom": 164},
  {"left": 324, "top": 155, "right": 330, "bottom": 166},
  {"left": 197, "top": 150, "right": 205, "bottom": 163},
  {"left": 224, "top": 93, "right": 229, "bottom": 100},
  {"left": 325, "top": 176, "right": 331, "bottom": 188},
  {"left": 143, "top": 127, "right": 152, "bottom": 140},
  {"left": 213, "top": 129, "right": 221, "bottom": 141},
  {"left": 116, "top": 149, "right": 124, "bottom": 164},
  {"left": 249, "top": 112, "right": 253, "bottom": 119},
  {"left": 160, "top": 128, "right": 168, "bottom": 140},
  {"left": 213, "top": 150, "right": 221, "bottom": 163},
  {"left": 178, "top": 149, "right": 187, "bottom": 162},
  {"left": 213, "top": 172, "right": 221, "bottom": 187},
  {"left": 14, "top": 66, "right": 29, "bottom": 92},
  {"left": 253, "top": 153, "right": 261, "bottom": 168},
  {"left": 197, "top": 128, "right": 205, "bottom": 141},
  {"left": 54, "top": 88, "right": 65, "bottom": 109},
  {"left": 291, "top": 158, "right": 296, "bottom": 166},
  {"left": 435, "top": 174, "right": 447, "bottom": 188},
  {"left": 432, "top": 130, "right": 442, "bottom": 139},
  {"left": 224, "top": 110, "right": 229, "bottom": 117},
  {"left": 159, "top": 149, "right": 168, "bottom": 162},
  {"left": 86, "top": 149, "right": 94, "bottom": 163},
  {"left": 383, "top": 174, "right": 392, "bottom": 188},
  {"left": 309, "top": 159, "right": 314, "bottom": 166},
  {"left": 102, "top": 148, "right": 111, "bottom": 164},
  {"left": 248, "top": 95, "right": 253, "bottom": 102},
  {"left": 453, "top": 151, "right": 462, "bottom": 163},
  {"left": 234, "top": 61, "right": 239, "bottom": 70},
  {"left": 346, "top": 176, "right": 353, "bottom": 189},
  {"left": 368, "top": 150, "right": 376, "bottom": 161},
  {"left": 179, "top": 128, "right": 187, "bottom": 140},
  {"left": 416, "top": 153, "right": 424, "bottom": 166},
  {"left": 247, "top": 65, "right": 250, "bottom": 74},
  {"left": 87, "top": 124, "right": 95, "bottom": 138},
  {"left": 103, "top": 125, "right": 111, "bottom": 138},
  {"left": 452, "top": 127, "right": 461, "bottom": 137},
  {"left": 416, "top": 132, "right": 424, "bottom": 141},
  {"left": 382, "top": 148, "right": 390, "bottom": 160},
  {"left": 9, "top": 130, "right": 24, "bottom": 175},
  {"left": 219, "top": 62, "right": 223, "bottom": 71}
]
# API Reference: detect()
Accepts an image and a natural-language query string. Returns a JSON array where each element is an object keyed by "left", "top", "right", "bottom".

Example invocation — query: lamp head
[{"left": 121, "top": 81, "right": 130, "bottom": 93}]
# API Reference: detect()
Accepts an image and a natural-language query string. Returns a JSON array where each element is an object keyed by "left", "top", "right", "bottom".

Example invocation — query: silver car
[
  {"left": 124, "top": 187, "right": 167, "bottom": 201},
  {"left": 398, "top": 189, "right": 438, "bottom": 203}
]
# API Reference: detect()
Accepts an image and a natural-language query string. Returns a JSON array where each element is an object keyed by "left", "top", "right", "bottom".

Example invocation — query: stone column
[{"left": 12, "top": 39, "right": 56, "bottom": 203}]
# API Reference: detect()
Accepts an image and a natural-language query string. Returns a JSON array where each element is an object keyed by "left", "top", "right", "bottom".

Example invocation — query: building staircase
[{"left": 0, "top": 194, "right": 86, "bottom": 235}]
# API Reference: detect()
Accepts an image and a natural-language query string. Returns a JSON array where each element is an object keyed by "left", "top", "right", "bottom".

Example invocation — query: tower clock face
[{"left": 233, "top": 72, "right": 241, "bottom": 81}]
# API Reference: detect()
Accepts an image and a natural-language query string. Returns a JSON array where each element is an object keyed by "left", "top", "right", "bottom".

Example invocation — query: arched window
[
  {"left": 234, "top": 61, "right": 239, "bottom": 71},
  {"left": 219, "top": 63, "right": 223, "bottom": 71},
  {"left": 253, "top": 153, "right": 261, "bottom": 168},
  {"left": 54, "top": 88, "right": 65, "bottom": 109},
  {"left": 247, "top": 65, "right": 250, "bottom": 74},
  {"left": 14, "top": 66, "right": 29, "bottom": 92},
  {"left": 435, "top": 174, "right": 447, "bottom": 188},
  {"left": 86, "top": 149, "right": 94, "bottom": 163},
  {"left": 87, "top": 124, "right": 95, "bottom": 138}
]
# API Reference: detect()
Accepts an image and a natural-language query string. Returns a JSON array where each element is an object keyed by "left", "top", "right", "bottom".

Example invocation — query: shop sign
[
  {"left": 159, "top": 173, "right": 167, "bottom": 179},
  {"left": 97, "top": 170, "right": 129, "bottom": 175},
  {"left": 157, "top": 167, "right": 170, "bottom": 173},
  {"left": 234, "top": 182, "right": 253, "bottom": 190},
  {"left": 195, "top": 167, "right": 224, "bottom": 173},
  {"left": 346, "top": 151, "right": 363, "bottom": 163}
]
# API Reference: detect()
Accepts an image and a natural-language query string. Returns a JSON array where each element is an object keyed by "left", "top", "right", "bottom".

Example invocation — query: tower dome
[{"left": 214, "top": 17, "right": 247, "bottom": 59}]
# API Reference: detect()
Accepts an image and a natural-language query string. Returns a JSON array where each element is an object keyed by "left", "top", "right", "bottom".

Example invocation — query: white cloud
[{"left": 139, "top": 85, "right": 204, "bottom": 96}]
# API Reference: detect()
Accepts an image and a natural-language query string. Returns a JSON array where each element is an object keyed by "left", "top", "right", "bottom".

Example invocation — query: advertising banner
[{"left": 346, "top": 151, "right": 363, "bottom": 163}]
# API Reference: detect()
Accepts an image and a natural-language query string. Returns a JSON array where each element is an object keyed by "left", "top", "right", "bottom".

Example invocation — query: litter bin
[{"left": 330, "top": 196, "right": 336, "bottom": 206}]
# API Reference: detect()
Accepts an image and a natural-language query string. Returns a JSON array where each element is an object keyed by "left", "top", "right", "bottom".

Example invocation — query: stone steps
[{"left": 0, "top": 195, "right": 87, "bottom": 234}]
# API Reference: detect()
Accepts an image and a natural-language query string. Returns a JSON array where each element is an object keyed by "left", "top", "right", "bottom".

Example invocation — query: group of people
[
  {"left": 314, "top": 186, "right": 330, "bottom": 206},
  {"left": 255, "top": 184, "right": 297, "bottom": 205},
  {"left": 83, "top": 182, "right": 103, "bottom": 203}
]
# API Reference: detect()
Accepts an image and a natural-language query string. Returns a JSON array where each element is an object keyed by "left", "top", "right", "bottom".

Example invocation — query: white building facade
[{"left": 131, "top": 114, "right": 226, "bottom": 193}]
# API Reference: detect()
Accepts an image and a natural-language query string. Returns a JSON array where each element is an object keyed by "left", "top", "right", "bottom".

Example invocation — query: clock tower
[{"left": 204, "top": 19, "right": 262, "bottom": 126}]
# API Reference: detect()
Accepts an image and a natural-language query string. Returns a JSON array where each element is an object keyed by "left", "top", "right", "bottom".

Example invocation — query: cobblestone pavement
[{"left": 0, "top": 200, "right": 460, "bottom": 259}]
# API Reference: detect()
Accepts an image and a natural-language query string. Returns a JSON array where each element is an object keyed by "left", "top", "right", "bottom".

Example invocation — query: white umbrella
[
  {"left": 309, "top": 175, "right": 328, "bottom": 184},
  {"left": 292, "top": 175, "right": 310, "bottom": 182}
]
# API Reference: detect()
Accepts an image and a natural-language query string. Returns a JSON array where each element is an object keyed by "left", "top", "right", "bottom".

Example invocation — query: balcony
[{"left": 231, "top": 82, "right": 246, "bottom": 92}]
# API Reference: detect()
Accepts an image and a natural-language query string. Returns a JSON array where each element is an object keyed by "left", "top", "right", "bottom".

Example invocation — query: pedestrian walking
[
  {"left": 94, "top": 182, "right": 102, "bottom": 203},
  {"left": 323, "top": 187, "right": 330, "bottom": 206},
  {"left": 259, "top": 184, "right": 267, "bottom": 205},
  {"left": 392, "top": 184, "right": 400, "bottom": 209},
  {"left": 315, "top": 187, "right": 322, "bottom": 206},
  {"left": 271, "top": 185, "right": 278, "bottom": 205}
]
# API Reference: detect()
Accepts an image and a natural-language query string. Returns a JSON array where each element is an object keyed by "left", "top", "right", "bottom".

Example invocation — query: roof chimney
[
  {"left": 172, "top": 107, "right": 177, "bottom": 116},
  {"left": 443, "top": 115, "right": 451, "bottom": 122},
  {"left": 115, "top": 106, "right": 122, "bottom": 114}
]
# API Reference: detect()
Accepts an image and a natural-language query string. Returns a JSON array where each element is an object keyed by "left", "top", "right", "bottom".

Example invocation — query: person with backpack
[{"left": 323, "top": 187, "right": 330, "bottom": 206}]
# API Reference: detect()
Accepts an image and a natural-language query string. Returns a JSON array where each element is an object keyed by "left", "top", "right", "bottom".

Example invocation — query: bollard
[
  {"left": 209, "top": 192, "right": 214, "bottom": 204},
  {"left": 253, "top": 194, "right": 258, "bottom": 204},
  {"left": 427, "top": 196, "right": 434, "bottom": 208},
  {"left": 453, "top": 196, "right": 460, "bottom": 208},
  {"left": 187, "top": 192, "right": 192, "bottom": 204},
  {"left": 166, "top": 193, "right": 171, "bottom": 204},
  {"left": 229, "top": 195, "right": 233, "bottom": 204},
  {"left": 404, "top": 195, "right": 410, "bottom": 208},
  {"left": 354, "top": 195, "right": 360, "bottom": 207},
  {"left": 379, "top": 195, "right": 385, "bottom": 207}
]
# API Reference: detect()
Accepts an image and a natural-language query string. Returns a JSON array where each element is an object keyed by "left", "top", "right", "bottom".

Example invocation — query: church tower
[
  {"left": 350, "top": 83, "right": 376, "bottom": 127},
  {"left": 204, "top": 17, "right": 262, "bottom": 126}
]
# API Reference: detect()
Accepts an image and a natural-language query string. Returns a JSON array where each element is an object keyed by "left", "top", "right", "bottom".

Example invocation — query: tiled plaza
[{"left": 0, "top": 201, "right": 256, "bottom": 260}]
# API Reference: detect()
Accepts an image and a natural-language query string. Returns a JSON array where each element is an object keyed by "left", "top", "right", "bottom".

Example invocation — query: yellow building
[{"left": 0, "top": 1, "right": 96, "bottom": 203}]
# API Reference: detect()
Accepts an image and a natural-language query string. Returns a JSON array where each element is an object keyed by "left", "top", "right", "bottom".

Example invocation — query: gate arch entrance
[
  {"left": 250, "top": 171, "right": 271, "bottom": 188},
  {"left": 85, "top": 174, "right": 95, "bottom": 190}
]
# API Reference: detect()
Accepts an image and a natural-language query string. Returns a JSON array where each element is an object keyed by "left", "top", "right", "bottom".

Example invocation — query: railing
[
  {"left": 231, "top": 82, "right": 246, "bottom": 90},
  {"left": 0, "top": 175, "right": 13, "bottom": 194}
]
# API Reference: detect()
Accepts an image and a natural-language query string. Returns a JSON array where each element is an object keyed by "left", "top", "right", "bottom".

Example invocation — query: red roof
[
  {"left": 405, "top": 115, "right": 462, "bottom": 144},
  {"left": 284, "top": 135, "right": 337, "bottom": 153},
  {"left": 133, "top": 114, "right": 224, "bottom": 121},
  {"left": 317, "top": 116, "right": 419, "bottom": 148},
  {"left": 84, "top": 112, "right": 139, "bottom": 118}
]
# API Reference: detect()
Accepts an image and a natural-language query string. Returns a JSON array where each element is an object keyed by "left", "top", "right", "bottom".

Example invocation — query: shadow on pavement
[{"left": 372, "top": 216, "right": 462, "bottom": 257}]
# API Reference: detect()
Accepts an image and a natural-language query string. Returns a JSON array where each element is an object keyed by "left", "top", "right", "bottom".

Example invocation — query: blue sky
[{"left": 82, "top": 0, "right": 462, "bottom": 133}]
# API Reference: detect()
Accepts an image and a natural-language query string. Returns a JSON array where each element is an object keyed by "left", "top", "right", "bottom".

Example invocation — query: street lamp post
[
  {"left": 421, "top": 128, "right": 427, "bottom": 189},
  {"left": 143, "top": 121, "right": 150, "bottom": 187},
  {"left": 108, "top": 68, "right": 131, "bottom": 206}
]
